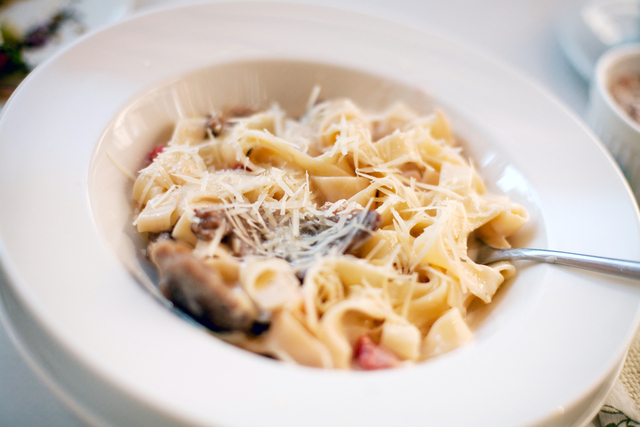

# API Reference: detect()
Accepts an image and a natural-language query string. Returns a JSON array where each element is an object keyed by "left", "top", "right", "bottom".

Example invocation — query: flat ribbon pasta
[{"left": 133, "top": 94, "right": 528, "bottom": 370}]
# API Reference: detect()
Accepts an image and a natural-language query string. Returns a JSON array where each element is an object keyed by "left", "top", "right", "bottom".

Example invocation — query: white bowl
[
  {"left": 587, "top": 44, "right": 640, "bottom": 202},
  {"left": 1, "top": 3, "right": 640, "bottom": 427},
  {"left": 557, "top": 0, "right": 640, "bottom": 81}
]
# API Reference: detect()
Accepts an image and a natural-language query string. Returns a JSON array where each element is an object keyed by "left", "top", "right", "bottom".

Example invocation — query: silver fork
[{"left": 476, "top": 247, "right": 640, "bottom": 280}]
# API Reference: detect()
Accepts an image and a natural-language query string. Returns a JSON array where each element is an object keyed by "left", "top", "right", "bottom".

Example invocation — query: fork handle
[{"left": 496, "top": 248, "right": 640, "bottom": 280}]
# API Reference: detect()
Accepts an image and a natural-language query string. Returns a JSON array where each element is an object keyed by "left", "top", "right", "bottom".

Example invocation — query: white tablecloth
[{"left": 0, "top": 0, "right": 596, "bottom": 425}]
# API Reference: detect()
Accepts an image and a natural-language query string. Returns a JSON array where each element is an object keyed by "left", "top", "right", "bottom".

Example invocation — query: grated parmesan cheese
[{"left": 133, "top": 93, "right": 529, "bottom": 370}]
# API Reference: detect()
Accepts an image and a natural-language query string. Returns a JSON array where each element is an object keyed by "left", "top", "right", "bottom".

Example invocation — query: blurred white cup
[{"left": 587, "top": 44, "right": 640, "bottom": 202}]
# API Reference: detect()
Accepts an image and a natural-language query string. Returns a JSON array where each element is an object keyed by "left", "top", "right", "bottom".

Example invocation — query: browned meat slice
[
  {"left": 205, "top": 115, "right": 225, "bottom": 137},
  {"left": 190, "top": 206, "right": 380, "bottom": 272},
  {"left": 191, "top": 208, "right": 230, "bottom": 241},
  {"left": 191, "top": 208, "right": 258, "bottom": 256},
  {"left": 225, "top": 234, "right": 255, "bottom": 257},
  {"left": 148, "top": 239, "right": 269, "bottom": 335},
  {"left": 205, "top": 106, "right": 257, "bottom": 137},
  {"left": 224, "top": 105, "right": 257, "bottom": 119},
  {"left": 147, "top": 231, "right": 172, "bottom": 243}
]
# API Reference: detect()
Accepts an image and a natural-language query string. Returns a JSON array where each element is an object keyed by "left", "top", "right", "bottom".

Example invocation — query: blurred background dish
[
  {"left": 587, "top": 44, "right": 640, "bottom": 201},
  {"left": 557, "top": 0, "right": 640, "bottom": 80},
  {"left": 0, "top": 0, "right": 132, "bottom": 99}
]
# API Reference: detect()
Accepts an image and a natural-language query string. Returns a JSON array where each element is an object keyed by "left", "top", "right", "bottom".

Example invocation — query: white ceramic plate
[{"left": 0, "top": 3, "right": 639, "bottom": 427}]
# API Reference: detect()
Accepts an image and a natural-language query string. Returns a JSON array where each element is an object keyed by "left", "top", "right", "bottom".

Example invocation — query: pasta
[{"left": 133, "top": 90, "right": 528, "bottom": 370}]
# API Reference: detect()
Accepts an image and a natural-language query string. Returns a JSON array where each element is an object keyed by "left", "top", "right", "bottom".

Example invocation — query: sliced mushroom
[
  {"left": 290, "top": 209, "right": 382, "bottom": 273},
  {"left": 190, "top": 208, "right": 230, "bottom": 241},
  {"left": 206, "top": 106, "right": 257, "bottom": 137},
  {"left": 148, "top": 239, "right": 270, "bottom": 335}
]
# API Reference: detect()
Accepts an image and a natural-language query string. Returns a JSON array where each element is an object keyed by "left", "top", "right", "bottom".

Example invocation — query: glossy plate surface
[{"left": 0, "top": 3, "right": 639, "bottom": 426}]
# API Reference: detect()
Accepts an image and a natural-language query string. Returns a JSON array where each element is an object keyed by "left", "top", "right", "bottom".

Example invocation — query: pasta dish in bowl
[
  {"left": 1, "top": 3, "right": 639, "bottom": 426},
  {"left": 131, "top": 89, "right": 528, "bottom": 369}
]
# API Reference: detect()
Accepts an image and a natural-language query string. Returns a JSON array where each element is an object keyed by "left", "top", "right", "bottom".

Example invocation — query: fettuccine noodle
[{"left": 132, "top": 91, "right": 528, "bottom": 370}]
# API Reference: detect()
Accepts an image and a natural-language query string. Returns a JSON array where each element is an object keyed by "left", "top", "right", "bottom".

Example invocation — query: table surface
[{"left": 0, "top": 0, "right": 593, "bottom": 425}]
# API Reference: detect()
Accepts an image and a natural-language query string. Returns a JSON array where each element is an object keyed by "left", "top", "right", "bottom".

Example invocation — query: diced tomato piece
[
  {"left": 354, "top": 335, "right": 399, "bottom": 370},
  {"left": 232, "top": 163, "right": 252, "bottom": 171},
  {"left": 147, "top": 145, "right": 164, "bottom": 163}
]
